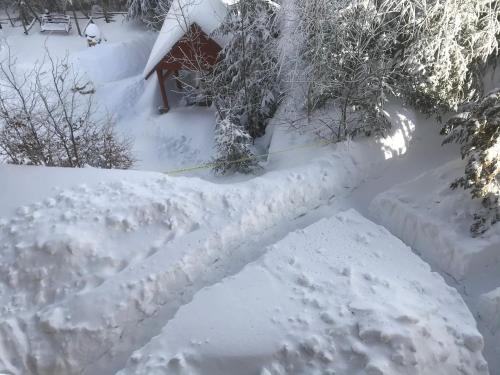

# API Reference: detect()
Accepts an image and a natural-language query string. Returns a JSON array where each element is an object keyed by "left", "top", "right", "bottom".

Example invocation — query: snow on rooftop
[{"left": 143, "top": 0, "right": 236, "bottom": 77}]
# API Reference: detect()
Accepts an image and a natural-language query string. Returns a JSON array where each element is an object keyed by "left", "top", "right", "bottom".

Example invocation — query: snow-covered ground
[
  {"left": 1, "top": 12, "right": 498, "bottom": 375},
  {"left": 370, "top": 160, "right": 500, "bottom": 373},
  {"left": 0, "top": 14, "right": 217, "bottom": 173},
  {"left": 118, "top": 210, "right": 487, "bottom": 375},
  {"left": 370, "top": 160, "right": 500, "bottom": 281}
]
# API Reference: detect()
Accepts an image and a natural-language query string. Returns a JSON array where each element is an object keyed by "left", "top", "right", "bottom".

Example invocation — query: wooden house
[{"left": 143, "top": 0, "right": 231, "bottom": 113}]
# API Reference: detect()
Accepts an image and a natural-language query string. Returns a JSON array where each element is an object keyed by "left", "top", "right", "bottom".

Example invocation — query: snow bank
[
  {"left": 117, "top": 210, "right": 487, "bottom": 375},
  {"left": 369, "top": 159, "right": 500, "bottom": 373},
  {"left": 0, "top": 153, "right": 359, "bottom": 375},
  {"left": 369, "top": 159, "right": 500, "bottom": 281},
  {"left": 479, "top": 287, "right": 500, "bottom": 336},
  {"left": 267, "top": 98, "right": 420, "bottom": 171},
  {"left": 73, "top": 33, "right": 156, "bottom": 83},
  {"left": 0, "top": 164, "right": 159, "bottom": 218},
  {"left": 478, "top": 287, "right": 500, "bottom": 370}
]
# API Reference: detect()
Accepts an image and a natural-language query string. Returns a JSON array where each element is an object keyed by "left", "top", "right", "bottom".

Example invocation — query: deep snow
[
  {"left": 0, "top": 12, "right": 498, "bottom": 375},
  {"left": 0, "top": 14, "right": 218, "bottom": 173},
  {"left": 118, "top": 210, "right": 487, "bottom": 375},
  {"left": 369, "top": 160, "right": 500, "bottom": 372}
]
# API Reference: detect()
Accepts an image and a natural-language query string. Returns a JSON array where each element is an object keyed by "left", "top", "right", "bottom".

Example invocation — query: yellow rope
[{"left": 164, "top": 138, "right": 334, "bottom": 176}]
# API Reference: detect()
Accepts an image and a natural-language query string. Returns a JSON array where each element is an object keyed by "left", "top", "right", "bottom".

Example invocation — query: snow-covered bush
[
  {"left": 0, "top": 50, "right": 134, "bottom": 169},
  {"left": 212, "top": 116, "right": 258, "bottom": 175},
  {"left": 384, "top": 0, "right": 500, "bottom": 113},
  {"left": 292, "top": 0, "right": 500, "bottom": 133},
  {"left": 441, "top": 89, "right": 500, "bottom": 236},
  {"left": 293, "top": 0, "right": 399, "bottom": 141}
]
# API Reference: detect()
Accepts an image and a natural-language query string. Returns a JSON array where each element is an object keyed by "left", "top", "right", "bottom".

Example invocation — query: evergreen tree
[
  {"left": 441, "top": 89, "right": 500, "bottom": 236},
  {"left": 211, "top": 0, "right": 280, "bottom": 139},
  {"left": 294, "top": 0, "right": 399, "bottom": 140},
  {"left": 207, "top": 0, "right": 280, "bottom": 174},
  {"left": 212, "top": 115, "right": 258, "bottom": 175},
  {"left": 381, "top": 0, "right": 500, "bottom": 113},
  {"left": 126, "top": 0, "right": 170, "bottom": 29}
]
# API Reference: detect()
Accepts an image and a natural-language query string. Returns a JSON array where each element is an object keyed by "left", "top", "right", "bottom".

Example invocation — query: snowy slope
[
  {"left": 369, "top": 159, "right": 500, "bottom": 280},
  {"left": 118, "top": 210, "right": 487, "bottom": 375},
  {"left": 0, "top": 13, "right": 494, "bottom": 375},
  {"left": 369, "top": 159, "right": 500, "bottom": 373},
  {"left": 0, "top": 152, "right": 360, "bottom": 375},
  {"left": 0, "top": 164, "right": 161, "bottom": 218}
]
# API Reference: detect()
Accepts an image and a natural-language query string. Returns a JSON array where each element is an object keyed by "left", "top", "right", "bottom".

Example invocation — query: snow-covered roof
[{"left": 143, "top": 0, "right": 236, "bottom": 77}]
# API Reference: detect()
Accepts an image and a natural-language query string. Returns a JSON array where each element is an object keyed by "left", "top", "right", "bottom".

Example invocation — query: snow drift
[
  {"left": 370, "top": 159, "right": 500, "bottom": 281},
  {"left": 118, "top": 210, "right": 488, "bottom": 375},
  {"left": 0, "top": 154, "right": 358, "bottom": 375}
]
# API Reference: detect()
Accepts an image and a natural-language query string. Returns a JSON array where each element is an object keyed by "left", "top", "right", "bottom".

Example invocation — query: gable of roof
[{"left": 143, "top": 0, "right": 236, "bottom": 78}]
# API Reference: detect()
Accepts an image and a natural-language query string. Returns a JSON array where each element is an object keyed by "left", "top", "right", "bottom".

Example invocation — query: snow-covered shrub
[
  {"left": 293, "top": 0, "right": 399, "bottom": 141},
  {"left": 0, "top": 50, "right": 134, "bottom": 169},
  {"left": 381, "top": 0, "right": 500, "bottom": 113},
  {"left": 441, "top": 89, "right": 500, "bottom": 236},
  {"left": 212, "top": 116, "right": 258, "bottom": 175}
]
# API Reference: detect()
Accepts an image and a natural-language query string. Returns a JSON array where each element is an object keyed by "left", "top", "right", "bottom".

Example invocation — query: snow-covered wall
[{"left": 369, "top": 160, "right": 500, "bottom": 281}]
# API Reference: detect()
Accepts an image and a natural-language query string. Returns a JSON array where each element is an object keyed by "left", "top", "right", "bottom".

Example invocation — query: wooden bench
[{"left": 40, "top": 14, "right": 72, "bottom": 33}]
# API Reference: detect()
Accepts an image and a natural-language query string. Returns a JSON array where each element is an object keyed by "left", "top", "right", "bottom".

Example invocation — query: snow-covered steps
[
  {"left": 117, "top": 210, "right": 487, "bottom": 375},
  {"left": 369, "top": 159, "right": 500, "bottom": 281}
]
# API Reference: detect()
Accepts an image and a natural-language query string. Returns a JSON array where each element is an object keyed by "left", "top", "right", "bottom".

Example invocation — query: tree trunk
[
  {"left": 103, "top": 0, "right": 111, "bottom": 23},
  {"left": 19, "top": 3, "right": 29, "bottom": 35},
  {"left": 23, "top": 0, "right": 41, "bottom": 24},
  {"left": 5, "top": 6, "right": 15, "bottom": 27},
  {"left": 71, "top": 5, "right": 82, "bottom": 36}
]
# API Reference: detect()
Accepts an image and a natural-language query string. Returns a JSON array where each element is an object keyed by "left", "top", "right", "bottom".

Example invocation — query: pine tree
[
  {"left": 210, "top": 0, "right": 280, "bottom": 139},
  {"left": 441, "top": 89, "right": 500, "bottom": 236},
  {"left": 206, "top": 0, "right": 280, "bottom": 174},
  {"left": 126, "top": 0, "right": 170, "bottom": 29},
  {"left": 212, "top": 115, "right": 258, "bottom": 175},
  {"left": 293, "top": 0, "right": 398, "bottom": 140},
  {"left": 381, "top": 0, "right": 500, "bottom": 113}
]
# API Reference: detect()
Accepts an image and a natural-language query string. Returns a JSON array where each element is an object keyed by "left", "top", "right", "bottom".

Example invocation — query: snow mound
[
  {"left": 369, "top": 159, "right": 500, "bottom": 281},
  {"left": 479, "top": 287, "right": 500, "bottom": 336},
  {"left": 118, "top": 210, "right": 487, "bottom": 375},
  {"left": 0, "top": 154, "right": 358, "bottom": 375},
  {"left": 478, "top": 287, "right": 500, "bottom": 369},
  {"left": 74, "top": 33, "right": 156, "bottom": 83}
]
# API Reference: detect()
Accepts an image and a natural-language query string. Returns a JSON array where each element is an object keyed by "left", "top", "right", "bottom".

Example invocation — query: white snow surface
[
  {"left": 369, "top": 159, "right": 500, "bottom": 373},
  {"left": 370, "top": 159, "right": 500, "bottom": 281},
  {"left": 0, "top": 14, "right": 495, "bottom": 375},
  {"left": 1, "top": 15, "right": 219, "bottom": 172},
  {"left": 0, "top": 153, "right": 358, "bottom": 375},
  {"left": 117, "top": 210, "right": 487, "bottom": 375},
  {"left": 143, "top": 0, "right": 235, "bottom": 77}
]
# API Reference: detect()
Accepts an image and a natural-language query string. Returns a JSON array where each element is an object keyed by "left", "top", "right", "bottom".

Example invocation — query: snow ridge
[
  {"left": 117, "top": 210, "right": 488, "bottom": 375},
  {"left": 0, "top": 154, "right": 357, "bottom": 375}
]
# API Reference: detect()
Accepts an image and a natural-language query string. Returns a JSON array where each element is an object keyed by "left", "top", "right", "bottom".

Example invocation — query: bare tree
[{"left": 0, "top": 47, "right": 134, "bottom": 169}]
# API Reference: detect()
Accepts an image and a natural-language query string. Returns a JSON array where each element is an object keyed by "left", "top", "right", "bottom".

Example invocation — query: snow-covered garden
[{"left": 0, "top": 0, "right": 499, "bottom": 374}]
